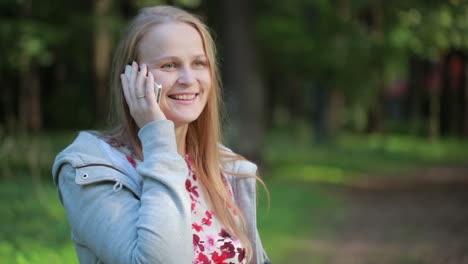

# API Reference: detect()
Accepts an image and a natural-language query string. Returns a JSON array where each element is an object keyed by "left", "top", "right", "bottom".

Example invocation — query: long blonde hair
[{"left": 104, "top": 5, "right": 263, "bottom": 262}]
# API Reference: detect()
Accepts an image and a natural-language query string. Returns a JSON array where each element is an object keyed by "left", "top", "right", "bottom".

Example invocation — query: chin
[{"left": 169, "top": 115, "right": 200, "bottom": 127}]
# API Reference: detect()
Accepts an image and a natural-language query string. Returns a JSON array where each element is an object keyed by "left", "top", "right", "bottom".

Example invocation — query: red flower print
[
  {"left": 126, "top": 155, "right": 136, "bottom": 167},
  {"left": 195, "top": 252, "right": 211, "bottom": 264},
  {"left": 184, "top": 155, "right": 193, "bottom": 170},
  {"left": 185, "top": 179, "right": 199, "bottom": 197},
  {"left": 192, "top": 223, "right": 204, "bottom": 232},
  {"left": 191, "top": 202, "right": 196, "bottom": 211},
  {"left": 204, "top": 234, "right": 217, "bottom": 251},
  {"left": 205, "top": 210, "right": 213, "bottom": 219},
  {"left": 237, "top": 247, "right": 246, "bottom": 262},
  {"left": 218, "top": 229, "right": 231, "bottom": 238},
  {"left": 201, "top": 217, "right": 212, "bottom": 226},
  {"left": 211, "top": 251, "right": 228, "bottom": 264},
  {"left": 184, "top": 155, "right": 198, "bottom": 180},
  {"left": 220, "top": 242, "right": 236, "bottom": 258},
  {"left": 193, "top": 234, "right": 205, "bottom": 252}
]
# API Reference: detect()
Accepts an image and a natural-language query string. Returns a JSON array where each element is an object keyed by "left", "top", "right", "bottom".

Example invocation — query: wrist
[{"left": 138, "top": 120, "right": 178, "bottom": 156}]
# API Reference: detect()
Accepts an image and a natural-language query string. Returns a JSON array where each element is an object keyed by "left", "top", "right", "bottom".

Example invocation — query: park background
[{"left": 1, "top": 0, "right": 468, "bottom": 263}]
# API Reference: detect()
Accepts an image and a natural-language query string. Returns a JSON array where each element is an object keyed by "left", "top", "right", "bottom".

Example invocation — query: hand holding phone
[
  {"left": 125, "top": 65, "right": 162, "bottom": 104},
  {"left": 121, "top": 62, "right": 167, "bottom": 128}
]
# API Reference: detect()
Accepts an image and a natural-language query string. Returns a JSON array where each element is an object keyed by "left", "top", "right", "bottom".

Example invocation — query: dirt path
[{"left": 297, "top": 167, "right": 468, "bottom": 264}]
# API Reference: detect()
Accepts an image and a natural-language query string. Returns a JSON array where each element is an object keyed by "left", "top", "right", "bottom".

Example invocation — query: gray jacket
[{"left": 52, "top": 120, "right": 270, "bottom": 264}]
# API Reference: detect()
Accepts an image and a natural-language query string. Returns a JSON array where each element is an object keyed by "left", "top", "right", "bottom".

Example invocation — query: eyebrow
[{"left": 151, "top": 54, "right": 207, "bottom": 62}]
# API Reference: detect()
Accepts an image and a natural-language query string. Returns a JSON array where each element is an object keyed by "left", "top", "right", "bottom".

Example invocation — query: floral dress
[{"left": 125, "top": 154, "right": 246, "bottom": 264}]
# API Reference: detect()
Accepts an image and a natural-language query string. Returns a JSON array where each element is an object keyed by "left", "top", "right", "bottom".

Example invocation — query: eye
[
  {"left": 194, "top": 60, "right": 207, "bottom": 68},
  {"left": 162, "top": 63, "right": 176, "bottom": 69}
]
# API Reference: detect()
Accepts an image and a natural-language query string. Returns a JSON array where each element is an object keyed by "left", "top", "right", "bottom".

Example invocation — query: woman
[{"left": 52, "top": 5, "right": 270, "bottom": 264}]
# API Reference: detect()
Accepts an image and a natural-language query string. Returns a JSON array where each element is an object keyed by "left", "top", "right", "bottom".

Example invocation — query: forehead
[{"left": 138, "top": 22, "right": 206, "bottom": 60}]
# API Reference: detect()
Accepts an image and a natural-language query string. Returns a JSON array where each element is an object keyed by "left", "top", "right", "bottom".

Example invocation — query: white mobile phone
[
  {"left": 154, "top": 81, "right": 162, "bottom": 104},
  {"left": 125, "top": 65, "right": 162, "bottom": 104}
]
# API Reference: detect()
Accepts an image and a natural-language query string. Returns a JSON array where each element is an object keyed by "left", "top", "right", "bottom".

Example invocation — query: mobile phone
[
  {"left": 154, "top": 81, "right": 162, "bottom": 103},
  {"left": 125, "top": 65, "right": 162, "bottom": 104}
]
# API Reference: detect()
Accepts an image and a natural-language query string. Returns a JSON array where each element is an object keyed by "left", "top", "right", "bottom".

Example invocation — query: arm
[{"left": 57, "top": 120, "right": 192, "bottom": 264}]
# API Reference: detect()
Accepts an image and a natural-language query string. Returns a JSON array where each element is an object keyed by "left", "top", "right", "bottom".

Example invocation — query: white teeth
[{"left": 173, "top": 94, "right": 196, "bottom": 100}]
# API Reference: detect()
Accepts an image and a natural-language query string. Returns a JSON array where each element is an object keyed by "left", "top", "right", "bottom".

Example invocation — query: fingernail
[{"left": 125, "top": 65, "right": 132, "bottom": 76}]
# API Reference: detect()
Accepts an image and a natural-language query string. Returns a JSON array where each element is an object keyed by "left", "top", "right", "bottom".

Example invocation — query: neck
[{"left": 174, "top": 123, "right": 188, "bottom": 156}]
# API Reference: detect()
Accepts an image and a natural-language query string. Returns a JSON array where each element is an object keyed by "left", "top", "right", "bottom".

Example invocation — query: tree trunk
[
  {"left": 18, "top": 55, "right": 41, "bottom": 133},
  {"left": 465, "top": 61, "right": 468, "bottom": 137},
  {"left": 365, "top": 3, "right": 386, "bottom": 138},
  {"left": 310, "top": 83, "right": 330, "bottom": 143},
  {"left": 29, "top": 65, "right": 42, "bottom": 132},
  {"left": 408, "top": 56, "right": 423, "bottom": 135},
  {"left": 1, "top": 75, "right": 16, "bottom": 133},
  {"left": 94, "top": 0, "right": 113, "bottom": 123},
  {"left": 220, "top": 0, "right": 265, "bottom": 167},
  {"left": 325, "top": 89, "right": 345, "bottom": 140},
  {"left": 428, "top": 91, "right": 440, "bottom": 141},
  {"left": 449, "top": 54, "right": 464, "bottom": 136},
  {"left": 17, "top": 0, "right": 42, "bottom": 133},
  {"left": 428, "top": 62, "right": 442, "bottom": 141}
]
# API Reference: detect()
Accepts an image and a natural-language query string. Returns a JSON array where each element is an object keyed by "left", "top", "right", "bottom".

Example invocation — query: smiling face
[{"left": 137, "top": 22, "right": 211, "bottom": 127}]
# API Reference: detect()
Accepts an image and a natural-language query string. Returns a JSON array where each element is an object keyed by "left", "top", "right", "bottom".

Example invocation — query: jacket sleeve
[{"left": 56, "top": 120, "right": 192, "bottom": 264}]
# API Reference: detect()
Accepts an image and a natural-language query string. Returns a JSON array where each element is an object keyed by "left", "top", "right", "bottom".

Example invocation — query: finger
[
  {"left": 136, "top": 63, "right": 147, "bottom": 99},
  {"left": 121, "top": 73, "right": 133, "bottom": 108},
  {"left": 124, "top": 65, "right": 132, "bottom": 80},
  {"left": 129, "top": 61, "right": 138, "bottom": 100},
  {"left": 146, "top": 72, "right": 157, "bottom": 103}
]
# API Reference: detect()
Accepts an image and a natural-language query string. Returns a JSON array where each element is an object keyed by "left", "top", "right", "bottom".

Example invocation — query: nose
[{"left": 177, "top": 67, "right": 196, "bottom": 86}]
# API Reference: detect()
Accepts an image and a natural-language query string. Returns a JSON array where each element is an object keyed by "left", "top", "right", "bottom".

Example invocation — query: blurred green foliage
[
  {"left": 0, "top": 179, "right": 78, "bottom": 264},
  {"left": 266, "top": 122, "right": 468, "bottom": 184},
  {"left": 257, "top": 0, "right": 468, "bottom": 90},
  {"left": 0, "top": 132, "right": 76, "bottom": 180},
  {"left": 2, "top": 0, "right": 467, "bottom": 134}
]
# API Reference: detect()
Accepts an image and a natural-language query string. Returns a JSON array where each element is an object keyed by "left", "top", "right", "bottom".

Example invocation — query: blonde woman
[{"left": 52, "top": 5, "right": 270, "bottom": 264}]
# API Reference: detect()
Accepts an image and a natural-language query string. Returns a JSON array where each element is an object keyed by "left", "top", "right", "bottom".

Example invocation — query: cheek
[
  {"left": 151, "top": 70, "right": 173, "bottom": 93},
  {"left": 199, "top": 72, "right": 212, "bottom": 92}
]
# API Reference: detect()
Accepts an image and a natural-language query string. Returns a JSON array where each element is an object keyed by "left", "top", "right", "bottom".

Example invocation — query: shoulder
[
  {"left": 54, "top": 131, "right": 111, "bottom": 162},
  {"left": 218, "top": 143, "right": 258, "bottom": 175},
  {"left": 218, "top": 144, "right": 258, "bottom": 194},
  {"left": 52, "top": 131, "right": 128, "bottom": 185}
]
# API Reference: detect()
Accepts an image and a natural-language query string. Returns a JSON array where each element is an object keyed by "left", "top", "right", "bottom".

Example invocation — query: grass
[
  {"left": 265, "top": 129, "right": 468, "bottom": 184},
  {"left": 256, "top": 178, "right": 340, "bottom": 263},
  {"left": 0, "top": 129, "right": 467, "bottom": 263},
  {"left": 0, "top": 178, "right": 78, "bottom": 264}
]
